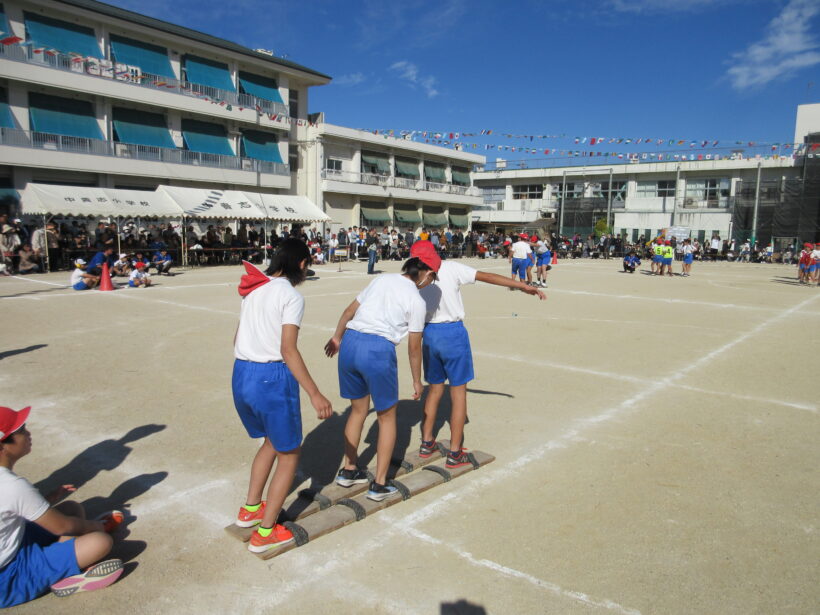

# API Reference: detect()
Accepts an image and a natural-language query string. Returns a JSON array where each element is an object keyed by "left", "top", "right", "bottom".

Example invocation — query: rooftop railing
[
  {"left": 0, "top": 127, "right": 289, "bottom": 176},
  {"left": 322, "top": 169, "right": 480, "bottom": 197},
  {"left": 0, "top": 43, "right": 289, "bottom": 118}
]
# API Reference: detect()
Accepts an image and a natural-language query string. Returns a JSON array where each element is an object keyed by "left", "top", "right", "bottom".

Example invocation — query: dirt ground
[{"left": 1, "top": 256, "right": 818, "bottom": 615}]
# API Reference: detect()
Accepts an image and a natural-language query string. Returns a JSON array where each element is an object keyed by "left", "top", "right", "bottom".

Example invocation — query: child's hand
[
  {"left": 412, "top": 380, "right": 424, "bottom": 400},
  {"left": 324, "top": 337, "right": 341, "bottom": 358},
  {"left": 311, "top": 392, "right": 333, "bottom": 419},
  {"left": 46, "top": 484, "right": 76, "bottom": 504}
]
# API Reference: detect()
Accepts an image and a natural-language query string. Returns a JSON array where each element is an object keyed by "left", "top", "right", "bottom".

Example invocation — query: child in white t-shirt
[{"left": 128, "top": 262, "right": 152, "bottom": 287}]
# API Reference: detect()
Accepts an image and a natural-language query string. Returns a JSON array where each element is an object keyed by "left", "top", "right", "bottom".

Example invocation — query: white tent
[
  {"left": 21, "top": 184, "right": 181, "bottom": 218},
  {"left": 243, "top": 192, "right": 330, "bottom": 223},
  {"left": 156, "top": 186, "right": 268, "bottom": 220}
]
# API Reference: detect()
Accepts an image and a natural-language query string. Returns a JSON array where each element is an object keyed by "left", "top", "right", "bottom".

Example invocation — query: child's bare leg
[
  {"left": 374, "top": 406, "right": 397, "bottom": 485},
  {"left": 260, "top": 448, "right": 300, "bottom": 528},
  {"left": 74, "top": 532, "right": 113, "bottom": 568},
  {"left": 342, "top": 396, "right": 370, "bottom": 470},
  {"left": 421, "top": 383, "right": 446, "bottom": 443},
  {"left": 246, "top": 438, "right": 276, "bottom": 506},
  {"left": 448, "top": 384, "right": 468, "bottom": 451}
]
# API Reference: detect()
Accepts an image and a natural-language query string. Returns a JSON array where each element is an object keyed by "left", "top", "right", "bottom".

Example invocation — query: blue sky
[{"left": 106, "top": 0, "right": 820, "bottom": 151}]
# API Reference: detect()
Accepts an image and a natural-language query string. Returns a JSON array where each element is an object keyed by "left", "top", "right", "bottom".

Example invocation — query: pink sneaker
[{"left": 51, "top": 559, "right": 124, "bottom": 597}]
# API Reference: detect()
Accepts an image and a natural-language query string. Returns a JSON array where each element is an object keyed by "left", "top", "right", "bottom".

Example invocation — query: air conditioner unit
[
  {"left": 114, "top": 143, "right": 132, "bottom": 157},
  {"left": 684, "top": 198, "right": 694, "bottom": 207},
  {"left": 241, "top": 159, "right": 254, "bottom": 171}
]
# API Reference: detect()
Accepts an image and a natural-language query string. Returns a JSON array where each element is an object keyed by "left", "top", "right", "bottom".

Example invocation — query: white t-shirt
[
  {"left": 129, "top": 269, "right": 147, "bottom": 282},
  {"left": 811, "top": 249, "right": 820, "bottom": 262},
  {"left": 0, "top": 467, "right": 50, "bottom": 569},
  {"left": 347, "top": 274, "right": 426, "bottom": 344},
  {"left": 683, "top": 244, "right": 695, "bottom": 255},
  {"left": 420, "top": 260, "right": 477, "bottom": 324},
  {"left": 511, "top": 241, "right": 532, "bottom": 260},
  {"left": 534, "top": 240, "right": 548, "bottom": 255},
  {"left": 710, "top": 238, "right": 721, "bottom": 250},
  {"left": 70, "top": 269, "right": 84, "bottom": 286},
  {"left": 234, "top": 278, "right": 305, "bottom": 362}
]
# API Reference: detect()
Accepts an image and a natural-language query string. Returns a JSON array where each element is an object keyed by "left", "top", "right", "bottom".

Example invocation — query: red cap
[
  {"left": 135, "top": 262, "right": 146, "bottom": 269},
  {"left": 664, "top": 240, "right": 671, "bottom": 245},
  {"left": 519, "top": 233, "right": 529, "bottom": 240},
  {"left": 530, "top": 235, "right": 539, "bottom": 242},
  {"left": 805, "top": 243, "right": 814, "bottom": 248},
  {"left": 0, "top": 406, "right": 30, "bottom": 440},
  {"left": 409, "top": 240, "right": 442, "bottom": 272}
]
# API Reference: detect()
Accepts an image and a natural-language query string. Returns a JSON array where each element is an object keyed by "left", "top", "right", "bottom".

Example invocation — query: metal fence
[
  {"left": 321, "top": 169, "right": 480, "bottom": 196},
  {"left": 0, "top": 127, "right": 289, "bottom": 176}
]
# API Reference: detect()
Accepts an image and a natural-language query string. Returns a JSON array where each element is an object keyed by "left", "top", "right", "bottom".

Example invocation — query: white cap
[
  {"left": 119, "top": 253, "right": 127, "bottom": 258},
  {"left": 74, "top": 258, "right": 86, "bottom": 266}
]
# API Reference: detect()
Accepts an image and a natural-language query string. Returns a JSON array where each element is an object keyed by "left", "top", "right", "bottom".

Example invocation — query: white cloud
[
  {"left": 726, "top": 0, "right": 820, "bottom": 90},
  {"left": 333, "top": 72, "right": 366, "bottom": 87},
  {"left": 389, "top": 61, "right": 439, "bottom": 98}
]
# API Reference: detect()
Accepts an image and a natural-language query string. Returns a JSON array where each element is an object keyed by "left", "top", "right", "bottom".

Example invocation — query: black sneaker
[
  {"left": 445, "top": 449, "right": 473, "bottom": 469},
  {"left": 366, "top": 481, "right": 398, "bottom": 502},
  {"left": 419, "top": 439, "right": 438, "bottom": 459},
  {"left": 335, "top": 468, "right": 369, "bottom": 487}
]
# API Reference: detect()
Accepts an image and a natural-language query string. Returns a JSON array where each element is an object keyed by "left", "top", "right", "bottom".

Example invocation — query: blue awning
[
  {"left": 0, "top": 88, "right": 15, "bottom": 129},
  {"left": 24, "top": 12, "right": 102, "bottom": 58},
  {"left": 112, "top": 107, "right": 175, "bottom": 149},
  {"left": 238, "top": 72, "right": 283, "bottom": 103},
  {"left": 184, "top": 55, "right": 235, "bottom": 92},
  {"left": 0, "top": 5, "right": 10, "bottom": 38},
  {"left": 110, "top": 35, "right": 175, "bottom": 79},
  {"left": 181, "top": 119, "right": 234, "bottom": 156},
  {"left": 28, "top": 93, "right": 103, "bottom": 139},
  {"left": 241, "top": 130, "right": 282, "bottom": 163}
]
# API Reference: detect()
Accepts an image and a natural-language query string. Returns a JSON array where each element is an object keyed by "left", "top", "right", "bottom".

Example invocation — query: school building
[
  {"left": 0, "top": 0, "right": 485, "bottom": 230},
  {"left": 472, "top": 104, "right": 820, "bottom": 247}
]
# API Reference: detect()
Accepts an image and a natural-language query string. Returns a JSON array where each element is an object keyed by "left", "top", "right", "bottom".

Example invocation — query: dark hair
[
  {"left": 401, "top": 257, "right": 434, "bottom": 282},
  {"left": 266, "top": 238, "right": 310, "bottom": 285}
]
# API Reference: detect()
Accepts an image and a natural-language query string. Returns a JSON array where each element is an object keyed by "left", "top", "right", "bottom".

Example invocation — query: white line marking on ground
[
  {"left": 400, "top": 525, "right": 641, "bottom": 615},
  {"left": 8, "top": 275, "right": 66, "bottom": 286},
  {"left": 130, "top": 479, "right": 230, "bottom": 516},
  {"left": 470, "top": 314, "right": 734, "bottom": 333}
]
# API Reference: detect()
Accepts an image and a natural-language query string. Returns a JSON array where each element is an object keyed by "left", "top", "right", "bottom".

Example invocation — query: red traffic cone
[
  {"left": 551, "top": 252, "right": 558, "bottom": 265},
  {"left": 98, "top": 262, "right": 115, "bottom": 291}
]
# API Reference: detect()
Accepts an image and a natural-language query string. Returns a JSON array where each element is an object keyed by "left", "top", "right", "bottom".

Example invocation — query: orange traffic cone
[
  {"left": 98, "top": 262, "right": 115, "bottom": 291},
  {"left": 551, "top": 252, "right": 558, "bottom": 265}
]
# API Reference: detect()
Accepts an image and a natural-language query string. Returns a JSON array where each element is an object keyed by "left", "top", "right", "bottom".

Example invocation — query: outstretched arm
[
  {"left": 324, "top": 299, "right": 360, "bottom": 357},
  {"left": 475, "top": 271, "right": 546, "bottom": 300}
]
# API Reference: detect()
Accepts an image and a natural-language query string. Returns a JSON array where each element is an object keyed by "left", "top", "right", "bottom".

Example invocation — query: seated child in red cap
[
  {"left": 0, "top": 406, "right": 124, "bottom": 607},
  {"left": 324, "top": 243, "right": 440, "bottom": 501}
]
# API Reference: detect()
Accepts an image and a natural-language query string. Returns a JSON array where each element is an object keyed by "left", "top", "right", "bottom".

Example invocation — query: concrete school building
[
  {"left": 0, "top": 0, "right": 485, "bottom": 231},
  {"left": 472, "top": 104, "right": 820, "bottom": 247}
]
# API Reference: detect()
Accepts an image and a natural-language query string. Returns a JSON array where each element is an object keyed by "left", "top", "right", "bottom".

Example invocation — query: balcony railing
[
  {"left": 0, "top": 43, "right": 289, "bottom": 118},
  {"left": 0, "top": 127, "right": 289, "bottom": 176},
  {"left": 322, "top": 169, "right": 480, "bottom": 197}
]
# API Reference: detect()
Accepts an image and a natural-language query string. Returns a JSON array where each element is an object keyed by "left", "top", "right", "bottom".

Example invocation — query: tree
[{"left": 594, "top": 217, "right": 611, "bottom": 239}]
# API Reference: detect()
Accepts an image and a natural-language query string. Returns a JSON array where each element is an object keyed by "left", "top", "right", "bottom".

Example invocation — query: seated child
[
  {"left": 623, "top": 251, "right": 641, "bottom": 273},
  {"left": 69, "top": 259, "right": 99, "bottom": 290},
  {"left": 128, "top": 262, "right": 152, "bottom": 288},
  {"left": 111, "top": 253, "right": 132, "bottom": 277},
  {"left": 0, "top": 406, "right": 124, "bottom": 607}
]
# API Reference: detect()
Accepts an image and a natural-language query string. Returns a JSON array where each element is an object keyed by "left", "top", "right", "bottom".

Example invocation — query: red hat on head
[
  {"left": 135, "top": 262, "right": 146, "bottom": 269},
  {"left": 0, "top": 406, "right": 30, "bottom": 440},
  {"left": 805, "top": 243, "right": 814, "bottom": 248},
  {"left": 409, "top": 240, "right": 442, "bottom": 272},
  {"left": 664, "top": 240, "right": 671, "bottom": 245},
  {"left": 530, "top": 235, "right": 539, "bottom": 242},
  {"left": 520, "top": 233, "right": 529, "bottom": 240}
]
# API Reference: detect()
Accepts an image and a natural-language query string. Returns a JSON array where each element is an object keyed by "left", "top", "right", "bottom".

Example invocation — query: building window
[
  {"left": 482, "top": 186, "right": 505, "bottom": 206},
  {"left": 658, "top": 180, "right": 676, "bottom": 197},
  {"left": 632, "top": 228, "right": 639, "bottom": 242},
  {"left": 325, "top": 158, "right": 342, "bottom": 174},
  {"left": 598, "top": 180, "right": 627, "bottom": 201},
  {"left": 512, "top": 184, "right": 543, "bottom": 199},
  {"left": 289, "top": 144, "right": 299, "bottom": 171},
  {"left": 685, "top": 178, "right": 730, "bottom": 204},
  {"left": 636, "top": 180, "right": 674, "bottom": 198},
  {"left": 289, "top": 89, "right": 299, "bottom": 119}
]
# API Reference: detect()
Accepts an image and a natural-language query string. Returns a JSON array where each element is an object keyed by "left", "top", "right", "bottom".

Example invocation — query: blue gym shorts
[
  {"left": 809, "top": 263, "right": 818, "bottom": 273},
  {"left": 662, "top": 257, "right": 673, "bottom": 266},
  {"left": 0, "top": 522, "right": 79, "bottom": 608},
  {"left": 72, "top": 281, "right": 88, "bottom": 291},
  {"left": 338, "top": 329, "right": 398, "bottom": 412},
  {"left": 652, "top": 255, "right": 662, "bottom": 263},
  {"left": 683, "top": 254, "right": 694, "bottom": 264},
  {"left": 423, "top": 321, "right": 474, "bottom": 387},
  {"left": 232, "top": 359, "right": 302, "bottom": 452},
  {"left": 536, "top": 253, "right": 550, "bottom": 267},
  {"left": 511, "top": 258, "right": 529, "bottom": 280}
]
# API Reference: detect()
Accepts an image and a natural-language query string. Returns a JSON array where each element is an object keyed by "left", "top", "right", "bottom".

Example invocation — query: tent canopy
[
  {"left": 157, "top": 186, "right": 267, "bottom": 220},
  {"left": 21, "top": 184, "right": 181, "bottom": 218},
  {"left": 246, "top": 193, "right": 330, "bottom": 223}
]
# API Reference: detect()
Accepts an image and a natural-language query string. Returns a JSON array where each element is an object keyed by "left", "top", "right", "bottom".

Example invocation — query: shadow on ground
[
  {"left": 441, "top": 599, "right": 487, "bottom": 614},
  {"left": 0, "top": 344, "right": 47, "bottom": 360}
]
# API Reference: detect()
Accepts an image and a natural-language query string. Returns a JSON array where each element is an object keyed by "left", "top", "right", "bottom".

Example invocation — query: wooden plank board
[
  {"left": 254, "top": 449, "right": 495, "bottom": 560},
  {"left": 225, "top": 440, "right": 451, "bottom": 542}
]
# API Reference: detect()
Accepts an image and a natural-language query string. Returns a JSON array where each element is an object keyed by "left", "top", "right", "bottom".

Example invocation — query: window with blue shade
[
  {"left": 24, "top": 12, "right": 102, "bottom": 58},
  {"left": 238, "top": 72, "right": 283, "bottom": 103},
  {"left": 28, "top": 93, "right": 103, "bottom": 139},
  {"left": 112, "top": 107, "right": 175, "bottom": 149},
  {"left": 183, "top": 55, "right": 235, "bottom": 92},
  {"left": 110, "top": 35, "right": 175, "bottom": 79},
  {"left": 0, "top": 4, "right": 11, "bottom": 39},
  {"left": 0, "top": 88, "right": 15, "bottom": 129},
  {"left": 181, "top": 119, "right": 234, "bottom": 156},
  {"left": 241, "top": 130, "right": 282, "bottom": 163}
]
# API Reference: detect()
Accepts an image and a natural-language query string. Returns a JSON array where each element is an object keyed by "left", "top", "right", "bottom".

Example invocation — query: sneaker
[
  {"left": 248, "top": 524, "right": 294, "bottom": 553},
  {"left": 95, "top": 510, "right": 125, "bottom": 533},
  {"left": 419, "top": 439, "right": 438, "bottom": 458},
  {"left": 51, "top": 559, "right": 124, "bottom": 597},
  {"left": 236, "top": 502, "right": 266, "bottom": 528},
  {"left": 366, "top": 481, "right": 398, "bottom": 502},
  {"left": 335, "top": 468, "right": 369, "bottom": 487},
  {"left": 446, "top": 449, "right": 473, "bottom": 469}
]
